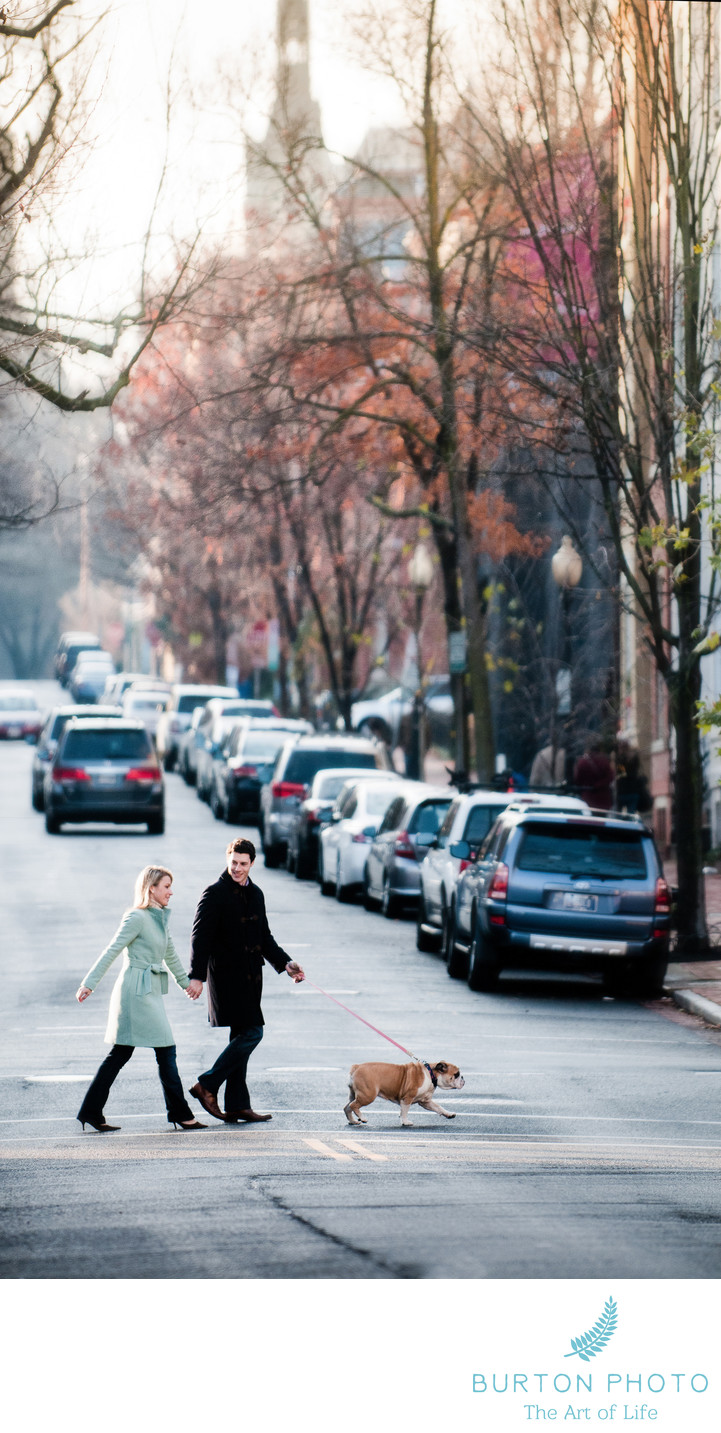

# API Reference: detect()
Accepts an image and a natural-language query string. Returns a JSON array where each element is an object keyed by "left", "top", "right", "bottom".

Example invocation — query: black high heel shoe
[
  {"left": 171, "top": 1118, "right": 208, "bottom": 1130},
  {"left": 78, "top": 1116, "right": 120, "bottom": 1132}
]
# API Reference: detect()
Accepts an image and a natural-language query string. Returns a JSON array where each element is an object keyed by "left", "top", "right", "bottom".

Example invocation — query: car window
[
  {"left": 364, "top": 786, "right": 398, "bottom": 816},
  {"left": 478, "top": 818, "right": 505, "bottom": 861},
  {"left": 408, "top": 798, "right": 452, "bottom": 835},
  {"left": 378, "top": 796, "right": 406, "bottom": 833},
  {"left": 178, "top": 694, "right": 212, "bottom": 714},
  {"left": 316, "top": 773, "right": 353, "bottom": 800},
  {"left": 61, "top": 729, "right": 152, "bottom": 761},
  {"left": 516, "top": 823, "right": 648, "bottom": 879},
  {"left": 463, "top": 804, "right": 507, "bottom": 846},
  {"left": 284, "top": 750, "right": 377, "bottom": 784},
  {"left": 342, "top": 793, "right": 358, "bottom": 818},
  {"left": 436, "top": 799, "right": 460, "bottom": 849},
  {"left": 0, "top": 695, "right": 34, "bottom": 710},
  {"left": 240, "top": 735, "right": 286, "bottom": 761},
  {"left": 127, "top": 696, "right": 163, "bottom": 712}
]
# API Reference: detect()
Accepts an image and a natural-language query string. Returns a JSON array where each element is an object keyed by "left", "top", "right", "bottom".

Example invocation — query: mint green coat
[{"left": 82, "top": 906, "right": 190, "bottom": 1048}]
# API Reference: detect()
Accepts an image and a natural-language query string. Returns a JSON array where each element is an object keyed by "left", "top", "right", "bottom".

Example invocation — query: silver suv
[{"left": 260, "top": 734, "right": 391, "bottom": 868}]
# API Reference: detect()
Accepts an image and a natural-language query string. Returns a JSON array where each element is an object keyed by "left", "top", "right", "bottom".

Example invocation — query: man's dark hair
[{"left": 226, "top": 837, "right": 256, "bottom": 861}]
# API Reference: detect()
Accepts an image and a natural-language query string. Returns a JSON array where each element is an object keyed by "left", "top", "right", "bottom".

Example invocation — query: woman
[{"left": 75, "top": 865, "right": 206, "bottom": 1132}]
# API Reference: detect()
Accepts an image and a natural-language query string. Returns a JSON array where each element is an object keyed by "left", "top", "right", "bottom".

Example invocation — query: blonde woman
[{"left": 75, "top": 865, "right": 206, "bottom": 1132}]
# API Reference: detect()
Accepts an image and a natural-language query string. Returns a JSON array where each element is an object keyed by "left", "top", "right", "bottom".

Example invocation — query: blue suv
[{"left": 451, "top": 807, "right": 670, "bottom": 996}]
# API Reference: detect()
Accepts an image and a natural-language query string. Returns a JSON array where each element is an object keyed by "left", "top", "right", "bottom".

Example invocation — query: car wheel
[
  {"left": 262, "top": 832, "right": 282, "bottom": 870},
  {"left": 441, "top": 901, "right": 456, "bottom": 966},
  {"left": 467, "top": 916, "right": 501, "bottom": 991},
  {"left": 210, "top": 787, "right": 224, "bottom": 821},
  {"left": 381, "top": 873, "right": 400, "bottom": 919},
  {"left": 363, "top": 871, "right": 380, "bottom": 910},
  {"left": 32, "top": 786, "right": 44, "bottom": 812},
  {"left": 286, "top": 841, "right": 297, "bottom": 874},
  {"left": 162, "top": 750, "right": 176, "bottom": 773},
  {"left": 44, "top": 810, "right": 61, "bottom": 834},
  {"left": 225, "top": 799, "right": 238, "bottom": 825},
  {"left": 295, "top": 846, "right": 312, "bottom": 880},
  {"left": 147, "top": 814, "right": 165, "bottom": 835},
  {"left": 446, "top": 904, "right": 468, "bottom": 979},
  {"left": 416, "top": 891, "right": 441, "bottom": 952}
]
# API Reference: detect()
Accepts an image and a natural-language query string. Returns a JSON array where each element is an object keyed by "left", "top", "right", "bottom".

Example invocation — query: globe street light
[
  {"left": 407, "top": 543, "right": 434, "bottom": 780},
  {"left": 551, "top": 534, "right": 583, "bottom": 785}
]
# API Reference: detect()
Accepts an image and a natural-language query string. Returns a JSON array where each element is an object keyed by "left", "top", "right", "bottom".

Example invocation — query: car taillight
[
  {"left": 459, "top": 858, "right": 472, "bottom": 873},
  {"left": 489, "top": 863, "right": 509, "bottom": 899},
  {"left": 272, "top": 781, "right": 307, "bottom": 799},
  {"left": 125, "top": 766, "right": 161, "bottom": 782},
  {"left": 54, "top": 766, "right": 90, "bottom": 781},
  {"left": 394, "top": 830, "right": 416, "bottom": 859},
  {"left": 233, "top": 764, "right": 258, "bottom": 777}
]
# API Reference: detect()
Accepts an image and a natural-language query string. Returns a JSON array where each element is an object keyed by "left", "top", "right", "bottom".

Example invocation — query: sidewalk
[{"left": 662, "top": 857, "right": 721, "bottom": 1026}]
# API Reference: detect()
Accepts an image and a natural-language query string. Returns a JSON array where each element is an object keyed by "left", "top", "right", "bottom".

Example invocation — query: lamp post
[
  {"left": 551, "top": 534, "right": 583, "bottom": 785},
  {"left": 406, "top": 543, "right": 434, "bottom": 780}
]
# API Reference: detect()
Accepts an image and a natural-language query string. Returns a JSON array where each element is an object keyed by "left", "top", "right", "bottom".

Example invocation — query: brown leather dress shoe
[
  {"left": 189, "top": 1082, "right": 227, "bottom": 1121},
  {"left": 225, "top": 1109, "right": 273, "bottom": 1123}
]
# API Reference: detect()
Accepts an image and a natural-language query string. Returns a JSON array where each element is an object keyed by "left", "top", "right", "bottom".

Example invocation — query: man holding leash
[{"left": 187, "top": 837, "right": 304, "bottom": 1123}]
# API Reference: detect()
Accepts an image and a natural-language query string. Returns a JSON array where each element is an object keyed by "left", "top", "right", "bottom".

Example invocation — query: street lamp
[
  {"left": 551, "top": 535, "right": 583, "bottom": 785},
  {"left": 406, "top": 543, "right": 434, "bottom": 780}
]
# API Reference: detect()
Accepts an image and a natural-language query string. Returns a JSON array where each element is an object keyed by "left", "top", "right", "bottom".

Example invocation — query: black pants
[
  {"left": 77, "top": 1044, "right": 193, "bottom": 1125},
  {"left": 198, "top": 1024, "right": 264, "bottom": 1112}
]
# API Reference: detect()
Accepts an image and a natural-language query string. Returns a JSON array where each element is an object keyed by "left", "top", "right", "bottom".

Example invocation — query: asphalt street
[{"left": 2, "top": 682, "right": 721, "bottom": 1279}]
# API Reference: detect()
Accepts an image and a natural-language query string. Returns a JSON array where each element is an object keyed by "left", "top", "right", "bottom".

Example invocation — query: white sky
[{"left": 34, "top": 0, "right": 480, "bottom": 316}]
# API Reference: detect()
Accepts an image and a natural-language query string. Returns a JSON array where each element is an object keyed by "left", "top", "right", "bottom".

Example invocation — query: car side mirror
[
  {"left": 25, "top": 733, "right": 39, "bottom": 745},
  {"left": 362, "top": 825, "right": 377, "bottom": 838},
  {"left": 450, "top": 840, "right": 471, "bottom": 859},
  {"left": 318, "top": 806, "right": 333, "bottom": 822}
]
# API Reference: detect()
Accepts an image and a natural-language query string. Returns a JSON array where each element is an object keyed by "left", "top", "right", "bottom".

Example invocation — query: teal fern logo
[{"left": 564, "top": 1297, "right": 618, "bottom": 1362}]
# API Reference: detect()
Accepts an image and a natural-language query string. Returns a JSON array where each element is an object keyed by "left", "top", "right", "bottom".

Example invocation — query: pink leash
[{"left": 304, "top": 979, "right": 420, "bottom": 1062}]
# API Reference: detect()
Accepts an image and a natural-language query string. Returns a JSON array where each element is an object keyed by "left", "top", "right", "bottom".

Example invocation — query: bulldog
[{"left": 344, "top": 1059, "right": 465, "bottom": 1127}]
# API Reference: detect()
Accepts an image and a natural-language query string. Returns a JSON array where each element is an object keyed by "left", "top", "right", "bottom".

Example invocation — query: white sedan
[{"left": 319, "top": 775, "right": 406, "bottom": 901}]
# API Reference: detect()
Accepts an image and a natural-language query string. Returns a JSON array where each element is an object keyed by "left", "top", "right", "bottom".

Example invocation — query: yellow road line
[
  {"left": 303, "top": 1138, "right": 353, "bottom": 1161},
  {"left": 336, "top": 1139, "right": 388, "bottom": 1161}
]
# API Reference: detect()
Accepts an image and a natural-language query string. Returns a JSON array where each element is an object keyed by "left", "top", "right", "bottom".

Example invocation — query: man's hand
[
  {"left": 76, "top": 986, "right": 91, "bottom": 1003},
  {"left": 186, "top": 979, "right": 204, "bottom": 1000},
  {"left": 285, "top": 961, "right": 305, "bottom": 983}
]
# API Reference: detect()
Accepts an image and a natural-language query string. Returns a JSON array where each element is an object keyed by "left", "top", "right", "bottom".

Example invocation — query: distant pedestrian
[
  {"left": 75, "top": 866, "right": 205, "bottom": 1133},
  {"left": 530, "top": 742, "right": 565, "bottom": 788},
  {"left": 186, "top": 837, "right": 305, "bottom": 1124},
  {"left": 573, "top": 741, "right": 615, "bottom": 810},
  {"left": 616, "top": 741, "right": 653, "bottom": 815}
]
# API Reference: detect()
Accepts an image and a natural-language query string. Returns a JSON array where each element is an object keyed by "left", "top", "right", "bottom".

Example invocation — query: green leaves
[{"left": 564, "top": 1298, "right": 618, "bottom": 1362}]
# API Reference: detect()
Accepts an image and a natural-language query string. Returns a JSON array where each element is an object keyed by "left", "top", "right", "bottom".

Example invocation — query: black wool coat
[{"left": 188, "top": 871, "right": 290, "bottom": 1027}]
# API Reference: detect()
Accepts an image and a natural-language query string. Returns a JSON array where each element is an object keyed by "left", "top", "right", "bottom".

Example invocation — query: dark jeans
[
  {"left": 198, "top": 1024, "right": 264, "bottom": 1112},
  {"left": 78, "top": 1044, "right": 193, "bottom": 1125}
]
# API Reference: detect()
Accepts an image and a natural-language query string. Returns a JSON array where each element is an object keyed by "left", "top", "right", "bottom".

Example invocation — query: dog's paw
[
  {"left": 444, "top": 1112, "right": 456, "bottom": 1119},
  {"left": 358, "top": 1116, "right": 368, "bottom": 1123}
]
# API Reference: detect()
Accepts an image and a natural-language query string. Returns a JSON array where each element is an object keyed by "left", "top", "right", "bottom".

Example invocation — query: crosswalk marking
[
  {"left": 303, "top": 1138, "right": 353, "bottom": 1161},
  {"left": 336, "top": 1139, "right": 388, "bottom": 1161}
]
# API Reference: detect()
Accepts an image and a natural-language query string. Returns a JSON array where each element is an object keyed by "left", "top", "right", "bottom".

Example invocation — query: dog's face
[{"left": 431, "top": 1062, "right": 465, "bottom": 1090}]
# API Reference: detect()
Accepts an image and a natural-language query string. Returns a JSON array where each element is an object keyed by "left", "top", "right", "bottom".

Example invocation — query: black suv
[
  {"left": 452, "top": 808, "right": 670, "bottom": 995},
  {"left": 44, "top": 719, "right": 165, "bottom": 834},
  {"left": 259, "top": 734, "right": 391, "bottom": 868}
]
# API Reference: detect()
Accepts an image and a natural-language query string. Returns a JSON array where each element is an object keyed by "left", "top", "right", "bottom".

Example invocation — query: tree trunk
[{"left": 669, "top": 661, "right": 709, "bottom": 951}]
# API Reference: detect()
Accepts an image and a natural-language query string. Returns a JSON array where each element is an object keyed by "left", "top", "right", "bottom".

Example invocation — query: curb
[{"left": 667, "top": 987, "right": 721, "bottom": 1027}]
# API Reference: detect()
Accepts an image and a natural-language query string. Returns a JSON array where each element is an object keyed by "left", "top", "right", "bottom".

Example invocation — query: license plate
[
  {"left": 7, "top": 726, "right": 21, "bottom": 738},
  {"left": 95, "top": 774, "right": 118, "bottom": 787},
  {"left": 552, "top": 891, "right": 598, "bottom": 912}
]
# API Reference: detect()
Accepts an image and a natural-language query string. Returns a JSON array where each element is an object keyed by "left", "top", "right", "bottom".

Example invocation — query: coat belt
[{"left": 128, "top": 960, "right": 168, "bottom": 995}]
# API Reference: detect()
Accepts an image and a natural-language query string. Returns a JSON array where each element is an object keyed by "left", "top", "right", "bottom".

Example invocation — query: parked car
[
  {"left": 318, "top": 775, "right": 407, "bottom": 900},
  {"left": 56, "top": 635, "right": 102, "bottom": 687},
  {"left": 68, "top": 652, "right": 115, "bottom": 703},
  {"left": 177, "top": 705, "right": 208, "bottom": 783},
  {"left": 364, "top": 784, "right": 455, "bottom": 917},
  {"left": 209, "top": 723, "right": 295, "bottom": 825},
  {"left": 103, "top": 673, "right": 170, "bottom": 706},
  {"left": 195, "top": 709, "right": 254, "bottom": 801},
  {"left": 451, "top": 806, "right": 670, "bottom": 995},
  {"left": 260, "top": 734, "right": 392, "bottom": 868},
  {"left": 417, "top": 790, "right": 590, "bottom": 965},
  {"left": 351, "top": 676, "right": 453, "bottom": 747},
  {"left": 54, "top": 631, "right": 100, "bottom": 684},
  {"left": 0, "top": 689, "right": 43, "bottom": 741},
  {"left": 44, "top": 718, "right": 165, "bottom": 834},
  {"left": 31, "top": 704, "right": 124, "bottom": 810},
  {"left": 285, "top": 767, "right": 395, "bottom": 880},
  {"left": 121, "top": 687, "right": 168, "bottom": 740},
  {"left": 155, "top": 684, "right": 238, "bottom": 770}
]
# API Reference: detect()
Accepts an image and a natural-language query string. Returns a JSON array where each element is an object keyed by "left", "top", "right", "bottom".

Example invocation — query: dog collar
[{"left": 424, "top": 1061, "right": 438, "bottom": 1088}]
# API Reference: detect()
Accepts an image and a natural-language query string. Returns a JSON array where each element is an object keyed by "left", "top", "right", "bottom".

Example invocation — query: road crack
[{"left": 248, "top": 1176, "right": 421, "bottom": 1279}]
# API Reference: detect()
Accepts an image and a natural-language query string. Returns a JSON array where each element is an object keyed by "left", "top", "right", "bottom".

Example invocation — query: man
[{"left": 187, "top": 837, "right": 305, "bottom": 1123}]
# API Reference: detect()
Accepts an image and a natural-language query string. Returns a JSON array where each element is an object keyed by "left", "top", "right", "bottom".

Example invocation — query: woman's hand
[
  {"left": 186, "top": 979, "right": 203, "bottom": 1000},
  {"left": 76, "top": 986, "right": 92, "bottom": 1003}
]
